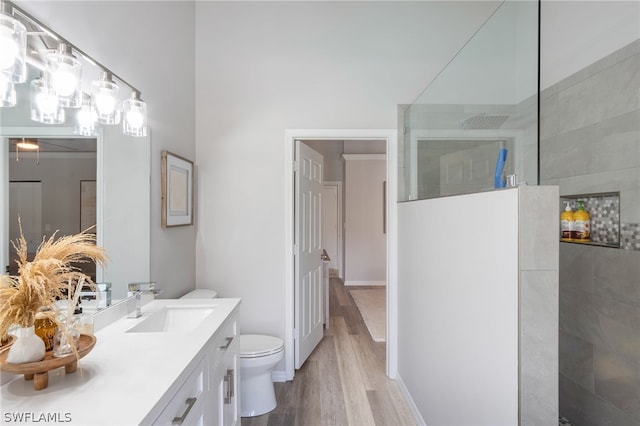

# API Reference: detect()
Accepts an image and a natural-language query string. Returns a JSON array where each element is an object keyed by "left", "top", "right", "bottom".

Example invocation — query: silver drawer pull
[
  {"left": 224, "top": 369, "right": 235, "bottom": 404},
  {"left": 219, "top": 337, "right": 233, "bottom": 350},
  {"left": 172, "top": 397, "right": 197, "bottom": 425}
]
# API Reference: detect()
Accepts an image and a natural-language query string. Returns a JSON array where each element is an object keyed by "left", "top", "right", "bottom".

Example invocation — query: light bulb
[
  {"left": 125, "top": 109, "right": 144, "bottom": 129},
  {"left": 50, "top": 63, "right": 77, "bottom": 96},
  {"left": 77, "top": 108, "right": 94, "bottom": 126},
  {"left": 36, "top": 92, "right": 59, "bottom": 116},
  {"left": 0, "top": 26, "right": 18, "bottom": 70},
  {"left": 95, "top": 89, "right": 116, "bottom": 115}
]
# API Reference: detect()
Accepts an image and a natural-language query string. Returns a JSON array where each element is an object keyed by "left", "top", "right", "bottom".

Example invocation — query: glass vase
[{"left": 53, "top": 317, "right": 79, "bottom": 358}]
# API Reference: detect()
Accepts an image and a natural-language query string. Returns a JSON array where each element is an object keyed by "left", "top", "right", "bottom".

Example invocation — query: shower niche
[{"left": 560, "top": 192, "right": 620, "bottom": 248}]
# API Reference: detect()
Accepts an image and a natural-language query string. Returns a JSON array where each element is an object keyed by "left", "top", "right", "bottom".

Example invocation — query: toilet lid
[{"left": 240, "top": 334, "right": 284, "bottom": 358}]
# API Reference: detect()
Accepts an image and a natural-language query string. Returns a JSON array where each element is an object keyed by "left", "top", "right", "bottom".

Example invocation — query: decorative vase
[
  {"left": 53, "top": 317, "right": 79, "bottom": 358},
  {"left": 6, "top": 326, "right": 46, "bottom": 364}
]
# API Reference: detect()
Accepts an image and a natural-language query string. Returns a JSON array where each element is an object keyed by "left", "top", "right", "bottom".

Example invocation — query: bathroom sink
[{"left": 126, "top": 305, "right": 216, "bottom": 333}]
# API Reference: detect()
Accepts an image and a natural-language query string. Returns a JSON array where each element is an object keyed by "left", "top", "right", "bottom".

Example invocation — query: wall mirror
[{"left": 0, "top": 2, "right": 151, "bottom": 301}]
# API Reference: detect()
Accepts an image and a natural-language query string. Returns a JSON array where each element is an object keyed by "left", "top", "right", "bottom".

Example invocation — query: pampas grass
[{"left": 0, "top": 223, "right": 107, "bottom": 342}]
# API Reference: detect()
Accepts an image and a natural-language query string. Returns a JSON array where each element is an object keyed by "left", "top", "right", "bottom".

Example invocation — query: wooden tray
[{"left": 0, "top": 334, "right": 96, "bottom": 390}]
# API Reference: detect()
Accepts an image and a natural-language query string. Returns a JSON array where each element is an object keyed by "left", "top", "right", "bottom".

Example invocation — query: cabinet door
[
  {"left": 153, "top": 356, "right": 207, "bottom": 426},
  {"left": 222, "top": 337, "right": 239, "bottom": 426},
  {"left": 209, "top": 316, "right": 240, "bottom": 426}
]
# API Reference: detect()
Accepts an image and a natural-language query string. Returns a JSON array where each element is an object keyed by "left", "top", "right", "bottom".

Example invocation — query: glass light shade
[
  {"left": 30, "top": 77, "right": 65, "bottom": 124},
  {"left": 122, "top": 92, "right": 147, "bottom": 137},
  {"left": 46, "top": 44, "right": 81, "bottom": 108},
  {"left": 74, "top": 96, "right": 97, "bottom": 136},
  {"left": 0, "top": 11, "right": 27, "bottom": 83},
  {"left": 91, "top": 72, "right": 120, "bottom": 124},
  {"left": 0, "top": 73, "right": 15, "bottom": 106}
]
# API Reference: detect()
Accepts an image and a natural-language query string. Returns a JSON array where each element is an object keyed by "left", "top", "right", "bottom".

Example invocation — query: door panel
[{"left": 294, "top": 141, "right": 324, "bottom": 369}]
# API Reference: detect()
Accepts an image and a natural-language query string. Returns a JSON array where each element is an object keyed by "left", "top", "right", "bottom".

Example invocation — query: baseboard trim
[
  {"left": 344, "top": 280, "right": 386, "bottom": 286},
  {"left": 396, "top": 373, "right": 426, "bottom": 426}
]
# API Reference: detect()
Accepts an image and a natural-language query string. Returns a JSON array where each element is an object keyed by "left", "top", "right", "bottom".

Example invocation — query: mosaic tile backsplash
[{"left": 560, "top": 192, "right": 640, "bottom": 250}]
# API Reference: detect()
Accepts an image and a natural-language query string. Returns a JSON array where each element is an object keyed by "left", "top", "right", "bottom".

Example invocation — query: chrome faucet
[{"left": 127, "top": 282, "right": 162, "bottom": 318}]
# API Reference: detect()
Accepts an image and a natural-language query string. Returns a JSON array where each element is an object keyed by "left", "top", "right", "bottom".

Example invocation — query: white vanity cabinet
[
  {"left": 152, "top": 355, "right": 208, "bottom": 425},
  {"left": 209, "top": 315, "right": 240, "bottom": 426},
  {"left": 0, "top": 298, "right": 242, "bottom": 425},
  {"left": 152, "top": 309, "right": 240, "bottom": 426}
]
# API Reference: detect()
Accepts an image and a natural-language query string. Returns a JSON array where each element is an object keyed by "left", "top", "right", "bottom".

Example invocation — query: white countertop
[{"left": 1, "top": 298, "right": 241, "bottom": 425}]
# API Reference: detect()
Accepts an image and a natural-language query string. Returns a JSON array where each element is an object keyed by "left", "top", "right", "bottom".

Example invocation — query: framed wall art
[{"left": 161, "top": 150, "right": 194, "bottom": 227}]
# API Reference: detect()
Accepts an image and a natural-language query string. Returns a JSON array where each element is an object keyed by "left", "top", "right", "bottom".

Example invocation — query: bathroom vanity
[{"left": 0, "top": 298, "right": 241, "bottom": 425}]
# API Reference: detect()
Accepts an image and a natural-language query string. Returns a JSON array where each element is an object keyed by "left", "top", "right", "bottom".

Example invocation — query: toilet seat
[{"left": 240, "top": 334, "right": 284, "bottom": 359}]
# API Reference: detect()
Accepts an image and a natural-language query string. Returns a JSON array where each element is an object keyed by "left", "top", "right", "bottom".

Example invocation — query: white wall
[
  {"left": 344, "top": 155, "right": 387, "bottom": 285},
  {"left": 398, "top": 190, "right": 520, "bottom": 425},
  {"left": 541, "top": 0, "right": 640, "bottom": 89},
  {"left": 15, "top": 1, "right": 197, "bottom": 299},
  {"left": 194, "top": 0, "right": 499, "bottom": 356}
]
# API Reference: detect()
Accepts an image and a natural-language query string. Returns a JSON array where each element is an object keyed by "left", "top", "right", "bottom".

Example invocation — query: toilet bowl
[
  {"left": 240, "top": 334, "right": 284, "bottom": 417},
  {"left": 179, "top": 289, "right": 217, "bottom": 299}
]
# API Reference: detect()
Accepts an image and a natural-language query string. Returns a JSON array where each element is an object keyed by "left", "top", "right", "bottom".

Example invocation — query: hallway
[{"left": 242, "top": 278, "right": 414, "bottom": 426}]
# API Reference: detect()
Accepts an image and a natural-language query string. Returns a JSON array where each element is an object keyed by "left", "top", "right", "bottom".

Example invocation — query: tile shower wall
[{"left": 541, "top": 39, "right": 640, "bottom": 425}]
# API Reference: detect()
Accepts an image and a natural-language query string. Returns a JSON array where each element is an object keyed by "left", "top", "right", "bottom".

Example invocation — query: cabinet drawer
[
  {"left": 153, "top": 356, "right": 207, "bottom": 426},
  {"left": 209, "top": 317, "right": 238, "bottom": 369}
]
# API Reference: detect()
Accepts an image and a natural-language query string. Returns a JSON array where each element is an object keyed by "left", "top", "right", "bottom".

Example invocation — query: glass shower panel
[{"left": 399, "top": 0, "right": 539, "bottom": 201}]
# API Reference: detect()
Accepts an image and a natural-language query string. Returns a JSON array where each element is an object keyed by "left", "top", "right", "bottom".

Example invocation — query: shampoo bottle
[
  {"left": 560, "top": 202, "right": 574, "bottom": 241},
  {"left": 573, "top": 201, "right": 591, "bottom": 241}
]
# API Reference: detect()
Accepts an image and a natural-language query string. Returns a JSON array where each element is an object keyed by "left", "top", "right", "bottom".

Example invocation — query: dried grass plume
[{"left": 0, "top": 224, "right": 107, "bottom": 340}]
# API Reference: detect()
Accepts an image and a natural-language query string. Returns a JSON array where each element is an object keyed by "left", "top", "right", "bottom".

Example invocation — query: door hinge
[
  {"left": 293, "top": 244, "right": 298, "bottom": 256},
  {"left": 293, "top": 161, "right": 298, "bottom": 172},
  {"left": 293, "top": 328, "right": 299, "bottom": 340}
]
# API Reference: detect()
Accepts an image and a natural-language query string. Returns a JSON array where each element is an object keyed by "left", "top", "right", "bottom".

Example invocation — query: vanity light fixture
[
  {"left": 74, "top": 93, "right": 97, "bottom": 136},
  {"left": 30, "top": 74, "right": 65, "bottom": 124},
  {"left": 91, "top": 71, "right": 120, "bottom": 125},
  {"left": 46, "top": 42, "right": 81, "bottom": 108},
  {"left": 0, "top": 1, "right": 26, "bottom": 84},
  {"left": 4, "top": 0, "right": 148, "bottom": 137},
  {"left": 0, "top": 73, "right": 16, "bottom": 106},
  {"left": 122, "top": 91, "right": 147, "bottom": 137}
]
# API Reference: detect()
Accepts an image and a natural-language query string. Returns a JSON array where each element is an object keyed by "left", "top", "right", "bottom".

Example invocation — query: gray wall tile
[
  {"left": 520, "top": 270, "right": 559, "bottom": 426},
  {"left": 589, "top": 54, "right": 640, "bottom": 125},
  {"left": 519, "top": 186, "right": 559, "bottom": 270},
  {"left": 594, "top": 346, "right": 640, "bottom": 419},
  {"left": 560, "top": 374, "right": 639, "bottom": 426},
  {"left": 594, "top": 248, "right": 640, "bottom": 308},
  {"left": 595, "top": 111, "right": 640, "bottom": 172},
  {"left": 560, "top": 329, "right": 594, "bottom": 391},
  {"left": 540, "top": 92, "right": 559, "bottom": 140},
  {"left": 540, "top": 125, "right": 597, "bottom": 180},
  {"left": 558, "top": 79, "right": 593, "bottom": 134},
  {"left": 559, "top": 243, "right": 595, "bottom": 293}
]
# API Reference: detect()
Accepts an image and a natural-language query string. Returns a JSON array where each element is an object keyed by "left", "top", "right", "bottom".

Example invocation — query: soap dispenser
[
  {"left": 573, "top": 201, "right": 591, "bottom": 241},
  {"left": 560, "top": 201, "right": 574, "bottom": 241}
]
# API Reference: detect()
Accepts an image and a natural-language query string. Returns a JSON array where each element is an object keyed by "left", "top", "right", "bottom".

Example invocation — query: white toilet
[{"left": 240, "top": 334, "right": 284, "bottom": 417}]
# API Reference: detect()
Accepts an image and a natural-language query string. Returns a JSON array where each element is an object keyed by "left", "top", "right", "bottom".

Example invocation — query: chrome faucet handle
[{"left": 126, "top": 282, "right": 162, "bottom": 319}]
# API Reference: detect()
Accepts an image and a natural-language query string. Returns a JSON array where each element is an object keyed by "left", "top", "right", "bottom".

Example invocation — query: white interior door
[{"left": 294, "top": 140, "right": 324, "bottom": 369}]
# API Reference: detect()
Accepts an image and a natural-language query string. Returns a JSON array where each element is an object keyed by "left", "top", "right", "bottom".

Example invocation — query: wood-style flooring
[{"left": 242, "top": 278, "right": 415, "bottom": 426}]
